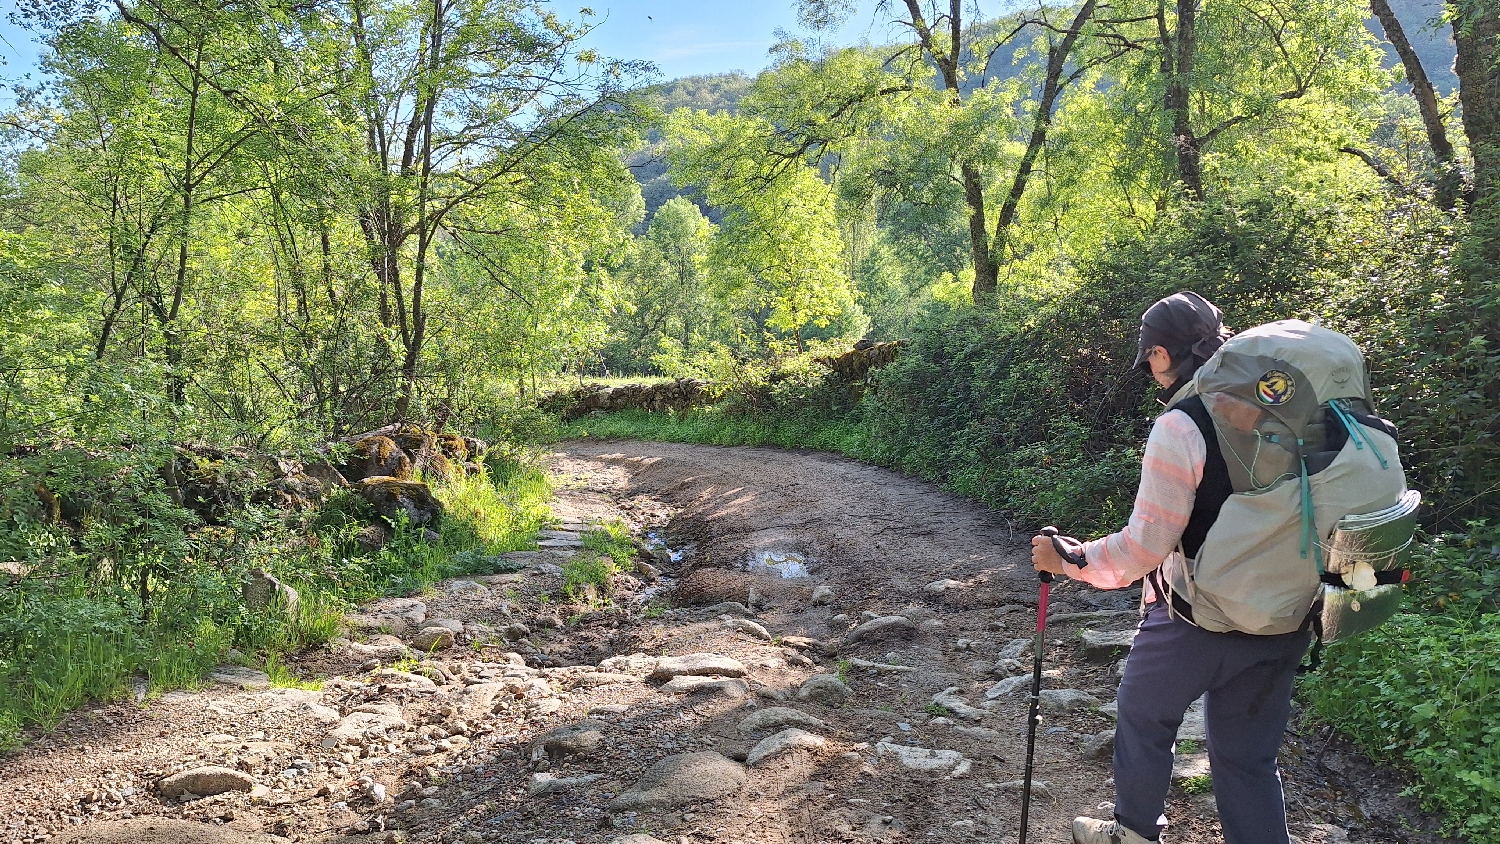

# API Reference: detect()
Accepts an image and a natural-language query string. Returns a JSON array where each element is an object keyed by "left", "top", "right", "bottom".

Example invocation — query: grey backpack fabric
[{"left": 1159, "top": 320, "right": 1416, "bottom": 636}]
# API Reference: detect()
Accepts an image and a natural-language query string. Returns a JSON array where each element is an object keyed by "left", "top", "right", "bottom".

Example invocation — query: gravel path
[{"left": 0, "top": 441, "right": 1456, "bottom": 844}]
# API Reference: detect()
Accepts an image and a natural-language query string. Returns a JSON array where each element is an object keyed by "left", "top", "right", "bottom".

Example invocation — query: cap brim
[{"left": 1132, "top": 344, "right": 1150, "bottom": 368}]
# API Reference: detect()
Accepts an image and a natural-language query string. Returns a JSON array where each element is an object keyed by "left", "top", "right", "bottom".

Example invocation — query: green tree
[{"left": 607, "top": 196, "right": 721, "bottom": 373}]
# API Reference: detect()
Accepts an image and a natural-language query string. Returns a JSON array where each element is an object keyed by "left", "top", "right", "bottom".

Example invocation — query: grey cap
[{"left": 1133, "top": 291, "right": 1228, "bottom": 369}]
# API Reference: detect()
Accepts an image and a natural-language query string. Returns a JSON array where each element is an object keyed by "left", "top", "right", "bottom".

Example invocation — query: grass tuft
[{"left": 0, "top": 456, "right": 551, "bottom": 749}]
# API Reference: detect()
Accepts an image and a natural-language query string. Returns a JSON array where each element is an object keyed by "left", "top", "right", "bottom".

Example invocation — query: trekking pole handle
[{"left": 1039, "top": 526, "right": 1088, "bottom": 569}]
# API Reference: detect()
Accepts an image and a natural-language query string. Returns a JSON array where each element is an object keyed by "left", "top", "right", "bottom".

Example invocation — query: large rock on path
[
  {"left": 326, "top": 702, "right": 407, "bottom": 746},
  {"left": 845, "top": 615, "right": 915, "bottom": 644},
  {"left": 534, "top": 719, "right": 607, "bottom": 761},
  {"left": 1081, "top": 628, "right": 1138, "bottom": 662},
  {"left": 875, "top": 742, "right": 970, "bottom": 776},
  {"left": 745, "top": 728, "right": 827, "bottom": 766},
  {"left": 52, "top": 818, "right": 288, "bottom": 844},
  {"left": 650, "top": 653, "right": 747, "bottom": 681},
  {"left": 1039, "top": 689, "right": 1101, "bottom": 714},
  {"left": 608, "top": 752, "right": 747, "bottom": 812},
  {"left": 410, "top": 626, "right": 455, "bottom": 651},
  {"left": 796, "top": 674, "right": 850, "bottom": 705},
  {"left": 738, "top": 707, "right": 828, "bottom": 735},
  {"left": 158, "top": 766, "right": 256, "bottom": 799},
  {"left": 660, "top": 676, "right": 749, "bottom": 698}
]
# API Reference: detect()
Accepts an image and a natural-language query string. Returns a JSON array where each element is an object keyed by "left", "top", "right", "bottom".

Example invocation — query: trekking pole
[{"left": 1020, "top": 527, "right": 1088, "bottom": 844}]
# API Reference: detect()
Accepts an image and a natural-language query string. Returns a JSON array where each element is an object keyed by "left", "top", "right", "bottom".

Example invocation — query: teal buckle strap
[
  {"left": 1298, "top": 443, "right": 1325, "bottom": 572},
  {"left": 1331, "top": 399, "right": 1390, "bottom": 470}
]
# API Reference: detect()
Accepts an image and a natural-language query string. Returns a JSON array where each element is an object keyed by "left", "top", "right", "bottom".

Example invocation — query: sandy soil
[{"left": 0, "top": 440, "right": 1457, "bottom": 844}]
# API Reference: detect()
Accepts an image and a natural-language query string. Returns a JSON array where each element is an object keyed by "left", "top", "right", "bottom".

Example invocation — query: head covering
[{"left": 1133, "top": 291, "right": 1230, "bottom": 371}]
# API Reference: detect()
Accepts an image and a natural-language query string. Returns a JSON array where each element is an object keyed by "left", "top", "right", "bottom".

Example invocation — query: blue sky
[
  {"left": 0, "top": 2, "right": 895, "bottom": 90},
  {"left": 576, "top": 1, "right": 887, "bottom": 79}
]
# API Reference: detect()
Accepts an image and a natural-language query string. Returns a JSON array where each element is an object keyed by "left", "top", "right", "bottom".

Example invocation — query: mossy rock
[
  {"left": 340, "top": 435, "right": 412, "bottom": 482},
  {"left": 356, "top": 476, "right": 444, "bottom": 527},
  {"left": 389, "top": 425, "right": 437, "bottom": 460},
  {"left": 436, "top": 433, "right": 468, "bottom": 462}
]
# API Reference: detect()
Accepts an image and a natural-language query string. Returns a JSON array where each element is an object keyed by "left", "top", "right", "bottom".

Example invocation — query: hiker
[{"left": 1030, "top": 292, "right": 1309, "bottom": 844}]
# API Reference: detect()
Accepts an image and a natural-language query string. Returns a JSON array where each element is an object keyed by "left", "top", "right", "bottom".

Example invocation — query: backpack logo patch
[{"left": 1257, "top": 370, "right": 1295, "bottom": 405}]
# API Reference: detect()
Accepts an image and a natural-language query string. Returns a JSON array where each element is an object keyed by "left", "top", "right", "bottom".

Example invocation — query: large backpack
[{"left": 1148, "top": 320, "right": 1420, "bottom": 642}]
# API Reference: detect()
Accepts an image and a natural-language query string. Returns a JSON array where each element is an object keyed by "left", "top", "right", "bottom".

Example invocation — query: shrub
[
  {"left": 1303, "top": 610, "right": 1500, "bottom": 838},
  {"left": 0, "top": 451, "right": 552, "bottom": 747}
]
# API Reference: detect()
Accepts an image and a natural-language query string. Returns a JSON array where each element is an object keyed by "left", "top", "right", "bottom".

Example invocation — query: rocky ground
[{"left": 0, "top": 441, "right": 1459, "bottom": 844}]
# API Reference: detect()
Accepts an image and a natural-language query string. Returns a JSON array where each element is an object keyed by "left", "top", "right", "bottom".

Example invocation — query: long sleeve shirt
[{"left": 1074, "top": 409, "right": 1207, "bottom": 591}]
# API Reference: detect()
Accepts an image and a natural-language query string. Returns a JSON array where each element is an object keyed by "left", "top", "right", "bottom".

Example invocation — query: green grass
[
  {"left": 265, "top": 652, "right": 322, "bottom": 690},
  {"left": 1180, "top": 774, "right": 1214, "bottom": 795},
  {"left": 561, "top": 520, "right": 639, "bottom": 603},
  {"left": 0, "top": 457, "right": 551, "bottom": 750},
  {"left": 562, "top": 406, "right": 869, "bottom": 454},
  {"left": 1302, "top": 611, "right": 1500, "bottom": 838}
]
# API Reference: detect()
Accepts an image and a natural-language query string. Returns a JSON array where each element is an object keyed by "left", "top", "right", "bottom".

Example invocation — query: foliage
[
  {"left": 1304, "top": 608, "right": 1500, "bottom": 837},
  {"left": 1403, "top": 522, "right": 1500, "bottom": 614},
  {"left": 665, "top": 111, "right": 862, "bottom": 350},
  {"left": 2, "top": 0, "right": 653, "bottom": 441},
  {"left": 1179, "top": 774, "right": 1214, "bottom": 795},
  {"left": 561, "top": 521, "right": 636, "bottom": 603},
  {"left": 0, "top": 455, "right": 550, "bottom": 747}
]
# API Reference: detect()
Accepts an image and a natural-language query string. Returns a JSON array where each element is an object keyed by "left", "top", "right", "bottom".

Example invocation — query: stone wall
[{"left": 541, "top": 378, "right": 712, "bottom": 420}]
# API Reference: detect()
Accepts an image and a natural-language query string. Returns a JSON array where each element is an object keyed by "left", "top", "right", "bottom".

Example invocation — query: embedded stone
[
  {"left": 158, "top": 766, "right": 256, "bottom": 799},
  {"left": 737, "top": 707, "right": 828, "bottom": 736},
  {"left": 1039, "top": 689, "right": 1101, "bottom": 714},
  {"left": 649, "top": 653, "right": 748, "bottom": 681},
  {"left": 745, "top": 728, "right": 827, "bottom": 766},
  {"left": 874, "top": 742, "right": 968, "bottom": 774},
  {"left": 796, "top": 674, "right": 850, "bottom": 705},
  {"left": 659, "top": 676, "right": 749, "bottom": 698},
  {"left": 1083, "top": 729, "right": 1115, "bottom": 759},
  {"left": 845, "top": 615, "right": 916, "bottom": 643},
  {"left": 535, "top": 719, "right": 607, "bottom": 761},
  {"left": 924, "top": 579, "right": 964, "bottom": 595},
  {"left": 985, "top": 676, "right": 1031, "bottom": 699},
  {"left": 608, "top": 752, "right": 747, "bottom": 811},
  {"left": 210, "top": 666, "right": 270, "bottom": 690},
  {"left": 410, "top": 627, "right": 455, "bottom": 651},
  {"left": 724, "top": 618, "right": 772, "bottom": 640},
  {"left": 1081, "top": 628, "right": 1138, "bottom": 662}
]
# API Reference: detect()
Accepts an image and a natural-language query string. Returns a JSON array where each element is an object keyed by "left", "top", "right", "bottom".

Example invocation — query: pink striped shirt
[{"left": 1076, "top": 409, "right": 1207, "bottom": 591}]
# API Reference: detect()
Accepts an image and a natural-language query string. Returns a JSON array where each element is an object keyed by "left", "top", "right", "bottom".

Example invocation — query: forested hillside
[{"left": 3, "top": 0, "right": 1500, "bottom": 839}]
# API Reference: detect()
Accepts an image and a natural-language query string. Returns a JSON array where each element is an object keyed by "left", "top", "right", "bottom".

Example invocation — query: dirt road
[{"left": 0, "top": 440, "right": 1455, "bottom": 844}]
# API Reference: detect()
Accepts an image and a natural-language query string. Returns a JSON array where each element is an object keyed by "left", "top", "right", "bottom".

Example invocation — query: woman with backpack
[{"left": 1030, "top": 291, "right": 1315, "bottom": 844}]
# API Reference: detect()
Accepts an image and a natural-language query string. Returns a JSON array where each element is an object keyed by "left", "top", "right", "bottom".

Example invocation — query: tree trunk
[
  {"left": 1162, "top": 0, "right": 1204, "bottom": 200},
  {"left": 165, "top": 50, "right": 202, "bottom": 408},
  {"left": 1455, "top": 1, "right": 1500, "bottom": 214},
  {"left": 964, "top": 163, "right": 999, "bottom": 304},
  {"left": 1372, "top": 0, "right": 1461, "bottom": 208},
  {"left": 991, "top": 0, "right": 1100, "bottom": 275},
  {"left": 395, "top": 0, "right": 444, "bottom": 420}
]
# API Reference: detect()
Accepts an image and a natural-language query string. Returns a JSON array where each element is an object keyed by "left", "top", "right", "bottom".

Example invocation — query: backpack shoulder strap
[{"left": 1169, "top": 395, "right": 1234, "bottom": 559}]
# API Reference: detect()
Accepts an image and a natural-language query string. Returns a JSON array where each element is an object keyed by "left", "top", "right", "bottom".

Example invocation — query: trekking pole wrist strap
[{"left": 1040, "top": 526, "right": 1088, "bottom": 568}]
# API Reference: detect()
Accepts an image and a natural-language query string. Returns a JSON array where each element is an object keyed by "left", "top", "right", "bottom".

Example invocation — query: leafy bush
[
  {"left": 0, "top": 452, "right": 551, "bottom": 747},
  {"left": 1303, "top": 610, "right": 1500, "bottom": 838}
]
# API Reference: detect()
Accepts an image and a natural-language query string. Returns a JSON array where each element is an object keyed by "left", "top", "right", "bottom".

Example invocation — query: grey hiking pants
[{"left": 1113, "top": 602, "right": 1311, "bottom": 843}]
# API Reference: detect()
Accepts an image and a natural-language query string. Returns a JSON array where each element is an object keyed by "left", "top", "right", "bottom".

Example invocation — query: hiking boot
[{"left": 1072, "top": 817, "right": 1156, "bottom": 844}]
